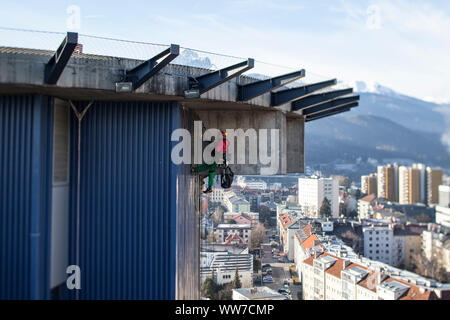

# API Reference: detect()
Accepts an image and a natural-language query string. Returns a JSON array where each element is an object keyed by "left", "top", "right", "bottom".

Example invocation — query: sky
[{"left": 1, "top": 0, "right": 450, "bottom": 103}]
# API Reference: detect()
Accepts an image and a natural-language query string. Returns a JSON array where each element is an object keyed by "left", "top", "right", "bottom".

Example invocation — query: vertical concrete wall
[
  {"left": 175, "top": 108, "right": 201, "bottom": 300},
  {"left": 194, "top": 109, "right": 289, "bottom": 175},
  {"left": 286, "top": 117, "right": 305, "bottom": 174}
]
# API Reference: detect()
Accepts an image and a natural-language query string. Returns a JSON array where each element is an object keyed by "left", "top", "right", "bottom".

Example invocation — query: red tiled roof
[
  {"left": 383, "top": 277, "right": 437, "bottom": 300},
  {"left": 224, "top": 233, "right": 245, "bottom": 244},
  {"left": 302, "top": 253, "right": 438, "bottom": 299},
  {"left": 302, "top": 225, "right": 312, "bottom": 237},
  {"left": 301, "top": 234, "right": 322, "bottom": 251},
  {"left": 279, "top": 213, "right": 292, "bottom": 229}
]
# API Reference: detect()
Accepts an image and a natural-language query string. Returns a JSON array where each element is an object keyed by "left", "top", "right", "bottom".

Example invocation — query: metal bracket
[
  {"left": 44, "top": 32, "right": 78, "bottom": 84},
  {"left": 125, "top": 44, "right": 180, "bottom": 90},
  {"left": 186, "top": 58, "right": 254, "bottom": 97},
  {"left": 305, "top": 103, "right": 358, "bottom": 122},
  {"left": 271, "top": 79, "right": 337, "bottom": 107},
  {"left": 237, "top": 69, "right": 305, "bottom": 101},
  {"left": 292, "top": 88, "right": 353, "bottom": 111},
  {"left": 301, "top": 96, "right": 360, "bottom": 116}
]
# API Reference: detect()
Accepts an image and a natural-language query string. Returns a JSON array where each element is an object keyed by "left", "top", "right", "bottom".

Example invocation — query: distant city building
[
  {"left": 377, "top": 164, "right": 396, "bottom": 202},
  {"left": 361, "top": 174, "right": 377, "bottom": 195},
  {"left": 427, "top": 168, "right": 443, "bottom": 206},
  {"left": 223, "top": 191, "right": 251, "bottom": 213},
  {"left": 412, "top": 163, "right": 427, "bottom": 203},
  {"left": 298, "top": 176, "right": 339, "bottom": 218},
  {"left": 399, "top": 166, "right": 420, "bottom": 204},
  {"left": 236, "top": 176, "right": 268, "bottom": 190}
]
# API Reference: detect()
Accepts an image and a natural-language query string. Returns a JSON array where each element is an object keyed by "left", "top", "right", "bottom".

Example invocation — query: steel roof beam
[
  {"left": 292, "top": 88, "right": 354, "bottom": 111},
  {"left": 301, "top": 96, "right": 360, "bottom": 116},
  {"left": 271, "top": 79, "right": 337, "bottom": 107},
  {"left": 237, "top": 69, "right": 305, "bottom": 101},
  {"left": 125, "top": 44, "right": 180, "bottom": 90},
  {"left": 187, "top": 58, "right": 254, "bottom": 96},
  {"left": 45, "top": 32, "right": 78, "bottom": 84},
  {"left": 305, "top": 103, "right": 358, "bottom": 122}
]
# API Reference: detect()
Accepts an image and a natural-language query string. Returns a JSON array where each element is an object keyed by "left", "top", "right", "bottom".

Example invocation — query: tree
[
  {"left": 250, "top": 222, "right": 266, "bottom": 249},
  {"left": 320, "top": 197, "right": 332, "bottom": 218},
  {"left": 411, "top": 250, "right": 448, "bottom": 283},
  {"left": 217, "top": 283, "right": 233, "bottom": 300},
  {"left": 232, "top": 268, "right": 242, "bottom": 289},
  {"left": 213, "top": 205, "right": 225, "bottom": 225},
  {"left": 201, "top": 276, "right": 220, "bottom": 300},
  {"left": 259, "top": 205, "right": 272, "bottom": 225}
]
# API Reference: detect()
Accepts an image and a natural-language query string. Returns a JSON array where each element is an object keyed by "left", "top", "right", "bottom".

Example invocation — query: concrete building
[
  {"left": 412, "top": 163, "right": 427, "bottom": 204},
  {"left": 0, "top": 30, "right": 360, "bottom": 299},
  {"left": 362, "top": 225, "right": 396, "bottom": 266},
  {"left": 361, "top": 174, "right": 377, "bottom": 196},
  {"left": 298, "top": 176, "right": 339, "bottom": 218},
  {"left": 215, "top": 224, "right": 252, "bottom": 244},
  {"left": 427, "top": 168, "right": 443, "bottom": 206},
  {"left": 200, "top": 251, "right": 253, "bottom": 288},
  {"left": 232, "top": 287, "right": 285, "bottom": 300}
]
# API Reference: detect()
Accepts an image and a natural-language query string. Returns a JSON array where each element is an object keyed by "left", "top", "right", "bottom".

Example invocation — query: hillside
[{"left": 305, "top": 83, "right": 450, "bottom": 177}]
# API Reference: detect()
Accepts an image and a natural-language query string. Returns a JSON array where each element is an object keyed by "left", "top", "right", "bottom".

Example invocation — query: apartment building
[
  {"left": 301, "top": 252, "right": 437, "bottom": 300},
  {"left": 377, "top": 165, "right": 396, "bottom": 202},
  {"left": 298, "top": 176, "right": 339, "bottom": 218},
  {"left": 362, "top": 225, "right": 403, "bottom": 266},
  {"left": 361, "top": 174, "right": 377, "bottom": 196},
  {"left": 427, "top": 168, "right": 443, "bottom": 205},
  {"left": 399, "top": 166, "right": 420, "bottom": 204},
  {"left": 358, "top": 194, "right": 377, "bottom": 219},
  {"left": 402, "top": 224, "right": 428, "bottom": 270},
  {"left": 436, "top": 185, "right": 450, "bottom": 227},
  {"left": 412, "top": 163, "right": 427, "bottom": 203}
]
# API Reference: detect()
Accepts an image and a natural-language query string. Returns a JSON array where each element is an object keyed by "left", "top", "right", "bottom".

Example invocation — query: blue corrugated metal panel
[
  {"left": 68, "top": 101, "right": 180, "bottom": 299},
  {"left": 0, "top": 95, "right": 53, "bottom": 300}
]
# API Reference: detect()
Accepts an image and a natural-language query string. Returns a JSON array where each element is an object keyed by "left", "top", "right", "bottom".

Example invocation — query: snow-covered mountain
[
  {"left": 305, "top": 82, "right": 450, "bottom": 174},
  {"left": 348, "top": 81, "right": 401, "bottom": 98}
]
